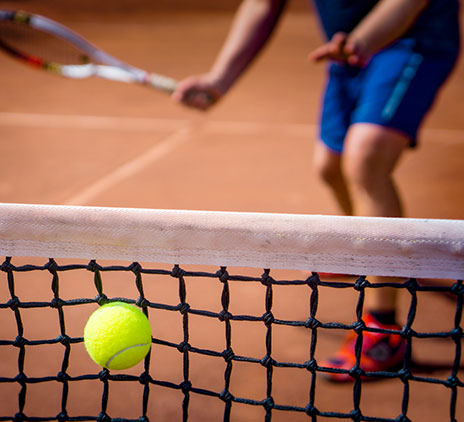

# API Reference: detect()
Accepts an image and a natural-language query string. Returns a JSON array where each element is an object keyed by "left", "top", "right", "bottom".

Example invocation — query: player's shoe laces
[{"left": 322, "top": 313, "right": 406, "bottom": 382}]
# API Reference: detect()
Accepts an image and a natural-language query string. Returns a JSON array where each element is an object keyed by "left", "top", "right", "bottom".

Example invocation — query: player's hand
[
  {"left": 309, "top": 32, "right": 368, "bottom": 67},
  {"left": 172, "top": 74, "right": 223, "bottom": 111}
]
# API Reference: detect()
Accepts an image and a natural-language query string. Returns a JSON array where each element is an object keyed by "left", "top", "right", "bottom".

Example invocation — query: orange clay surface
[{"left": 0, "top": 2, "right": 463, "bottom": 421}]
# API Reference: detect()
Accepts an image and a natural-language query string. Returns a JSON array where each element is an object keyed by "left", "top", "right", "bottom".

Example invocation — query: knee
[
  {"left": 313, "top": 150, "right": 343, "bottom": 187},
  {"left": 344, "top": 156, "right": 369, "bottom": 188},
  {"left": 342, "top": 124, "right": 408, "bottom": 193},
  {"left": 314, "top": 159, "right": 342, "bottom": 187},
  {"left": 344, "top": 154, "right": 386, "bottom": 194}
]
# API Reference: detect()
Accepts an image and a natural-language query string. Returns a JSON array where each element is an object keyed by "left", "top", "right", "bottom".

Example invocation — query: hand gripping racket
[{"left": 0, "top": 10, "right": 177, "bottom": 93}]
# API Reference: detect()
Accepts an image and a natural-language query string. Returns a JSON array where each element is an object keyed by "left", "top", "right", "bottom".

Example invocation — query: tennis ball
[{"left": 84, "top": 302, "right": 152, "bottom": 370}]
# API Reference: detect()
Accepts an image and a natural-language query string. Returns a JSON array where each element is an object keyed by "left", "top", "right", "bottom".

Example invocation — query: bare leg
[
  {"left": 343, "top": 123, "right": 409, "bottom": 312},
  {"left": 342, "top": 123, "right": 409, "bottom": 217},
  {"left": 312, "top": 139, "right": 353, "bottom": 216}
]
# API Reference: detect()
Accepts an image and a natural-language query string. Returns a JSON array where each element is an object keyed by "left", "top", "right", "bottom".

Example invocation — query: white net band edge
[{"left": 0, "top": 203, "right": 463, "bottom": 279}]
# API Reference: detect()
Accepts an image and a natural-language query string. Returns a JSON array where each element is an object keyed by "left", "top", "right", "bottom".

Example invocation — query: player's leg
[
  {"left": 341, "top": 40, "right": 459, "bottom": 321},
  {"left": 342, "top": 123, "right": 409, "bottom": 218},
  {"left": 312, "top": 139, "right": 353, "bottom": 216},
  {"left": 343, "top": 123, "right": 409, "bottom": 317},
  {"left": 321, "top": 39, "right": 459, "bottom": 381},
  {"left": 320, "top": 124, "right": 408, "bottom": 381},
  {"left": 314, "top": 61, "right": 358, "bottom": 217}
]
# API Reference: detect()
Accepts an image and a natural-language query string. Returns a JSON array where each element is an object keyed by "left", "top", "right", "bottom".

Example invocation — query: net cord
[{"left": 0, "top": 203, "right": 463, "bottom": 279}]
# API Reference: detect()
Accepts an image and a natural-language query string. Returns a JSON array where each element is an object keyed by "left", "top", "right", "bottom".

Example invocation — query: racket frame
[{"left": 0, "top": 10, "right": 177, "bottom": 92}]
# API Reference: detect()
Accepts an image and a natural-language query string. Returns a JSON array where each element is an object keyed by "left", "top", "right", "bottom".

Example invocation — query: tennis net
[{"left": 0, "top": 203, "right": 462, "bottom": 422}]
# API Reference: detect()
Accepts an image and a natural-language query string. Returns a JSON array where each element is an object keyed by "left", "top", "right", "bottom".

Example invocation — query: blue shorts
[{"left": 319, "top": 39, "right": 459, "bottom": 153}]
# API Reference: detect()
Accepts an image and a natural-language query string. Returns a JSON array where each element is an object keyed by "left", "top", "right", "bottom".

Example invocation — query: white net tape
[{"left": 0, "top": 203, "right": 463, "bottom": 279}]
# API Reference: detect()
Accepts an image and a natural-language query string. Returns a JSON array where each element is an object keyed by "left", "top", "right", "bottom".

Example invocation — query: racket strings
[{"left": 0, "top": 21, "right": 91, "bottom": 66}]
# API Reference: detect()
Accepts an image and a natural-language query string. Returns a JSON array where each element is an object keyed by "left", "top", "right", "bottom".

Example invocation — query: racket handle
[{"left": 147, "top": 73, "right": 177, "bottom": 93}]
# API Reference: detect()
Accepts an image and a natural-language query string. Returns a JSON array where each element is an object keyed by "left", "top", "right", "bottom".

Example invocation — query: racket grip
[{"left": 147, "top": 73, "right": 177, "bottom": 93}]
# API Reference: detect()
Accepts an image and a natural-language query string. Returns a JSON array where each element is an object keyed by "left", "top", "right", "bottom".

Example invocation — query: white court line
[
  {"left": 64, "top": 125, "right": 194, "bottom": 206},
  {"left": 205, "top": 120, "right": 317, "bottom": 137},
  {"left": 1, "top": 111, "right": 463, "bottom": 142},
  {"left": 0, "top": 112, "right": 188, "bottom": 132},
  {"left": 0, "top": 111, "right": 316, "bottom": 136},
  {"left": 422, "top": 128, "right": 464, "bottom": 143}
]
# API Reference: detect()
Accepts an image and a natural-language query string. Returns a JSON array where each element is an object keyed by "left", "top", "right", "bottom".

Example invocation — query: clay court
[{"left": 0, "top": 1, "right": 463, "bottom": 421}]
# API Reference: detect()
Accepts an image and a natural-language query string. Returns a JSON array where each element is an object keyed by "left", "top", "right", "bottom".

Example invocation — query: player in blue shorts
[{"left": 173, "top": 0, "right": 460, "bottom": 381}]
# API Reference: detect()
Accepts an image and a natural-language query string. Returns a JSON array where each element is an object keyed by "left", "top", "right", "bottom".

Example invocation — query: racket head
[{"left": 0, "top": 10, "right": 138, "bottom": 76}]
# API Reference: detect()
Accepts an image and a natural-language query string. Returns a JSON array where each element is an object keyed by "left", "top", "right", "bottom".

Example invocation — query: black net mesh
[{"left": 0, "top": 257, "right": 462, "bottom": 422}]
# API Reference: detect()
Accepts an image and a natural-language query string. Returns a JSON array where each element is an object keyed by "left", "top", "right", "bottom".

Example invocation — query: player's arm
[
  {"left": 173, "top": 0, "right": 287, "bottom": 110},
  {"left": 311, "top": 0, "right": 429, "bottom": 66}
]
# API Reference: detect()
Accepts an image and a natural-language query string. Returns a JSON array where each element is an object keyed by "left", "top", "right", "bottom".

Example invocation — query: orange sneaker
[{"left": 321, "top": 313, "right": 406, "bottom": 382}]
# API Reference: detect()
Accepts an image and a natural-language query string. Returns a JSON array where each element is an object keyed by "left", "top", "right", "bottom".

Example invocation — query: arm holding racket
[{"left": 173, "top": 0, "right": 287, "bottom": 110}]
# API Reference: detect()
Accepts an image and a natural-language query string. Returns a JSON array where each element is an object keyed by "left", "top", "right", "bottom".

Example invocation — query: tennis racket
[{"left": 0, "top": 10, "right": 177, "bottom": 93}]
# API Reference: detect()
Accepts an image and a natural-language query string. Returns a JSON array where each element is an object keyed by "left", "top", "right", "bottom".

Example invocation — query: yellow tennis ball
[{"left": 84, "top": 302, "right": 152, "bottom": 370}]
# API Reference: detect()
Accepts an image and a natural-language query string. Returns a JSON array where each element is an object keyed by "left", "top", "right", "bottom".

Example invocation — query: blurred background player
[{"left": 172, "top": 0, "right": 460, "bottom": 381}]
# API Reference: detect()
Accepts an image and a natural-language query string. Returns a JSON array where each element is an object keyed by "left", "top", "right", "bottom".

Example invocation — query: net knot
[
  {"left": 305, "top": 404, "right": 319, "bottom": 417},
  {"left": 348, "top": 365, "right": 364, "bottom": 379},
  {"left": 398, "top": 367, "right": 411, "bottom": 381},
  {"left": 218, "top": 310, "right": 232, "bottom": 322},
  {"left": 45, "top": 258, "right": 59, "bottom": 273},
  {"left": 94, "top": 294, "right": 108, "bottom": 306},
  {"left": 178, "top": 303, "right": 190, "bottom": 315},
  {"left": 177, "top": 341, "right": 191, "bottom": 353},
  {"left": 304, "top": 359, "right": 318, "bottom": 372},
  {"left": 98, "top": 369, "right": 110, "bottom": 381},
  {"left": 13, "top": 336, "right": 28, "bottom": 348},
  {"left": 306, "top": 273, "right": 320, "bottom": 289},
  {"left": 450, "top": 327, "right": 463, "bottom": 341},
  {"left": 129, "top": 262, "right": 142, "bottom": 273},
  {"left": 1, "top": 258, "right": 14, "bottom": 272},
  {"left": 354, "top": 276, "right": 369, "bottom": 291},
  {"left": 14, "top": 373, "right": 27, "bottom": 385},
  {"left": 139, "top": 372, "right": 152, "bottom": 385},
  {"left": 219, "top": 389, "right": 234, "bottom": 402},
  {"left": 262, "top": 397, "right": 275, "bottom": 411},
  {"left": 136, "top": 297, "right": 150, "bottom": 308},
  {"left": 96, "top": 412, "right": 111, "bottom": 422},
  {"left": 350, "top": 409, "right": 362, "bottom": 421},
  {"left": 262, "top": 312, "right": 274, "bottom": 326},
  {"left": 58, "top": 334, "right": 71, "bottom": 346},
  {"left": 7, "top": 297, "right": 20, "bottom": 311},
  {"left": 446, "top": 375, "right": 460, "bottom": 388},
  {"left": 451, "top": 281, "right": 464, "bottom": 296},
  {"left": 87, "top": 260, "right": 102, "bottom": 273},
  {"left": 353, "top": 320, "right": 365, "bottom": 334},
  {"left": 180, "top": 380, "right": 192, "bottom": 393},
  {"left": 222, "top": 348, "right": 235, "bottom": 362},
  {"left": 260, "top": 355, "right": 275, "bottom": 368},
  {"left": 216, "top": 267, "right": 229, "bottom": 283},
  {"left": 56, "top": 412, "right": 68, "bottom": 422},
  {"left": 260, "top": 270, "right": 273, "bottom": 286},
  {"left": 57, "top": 371, "right": 70, "bottom": 383},
  {"left": 304, "top": 317, "right": 320, "bottom": 329},
  {"left": 137, "top": 417, "right": 149, "bottom": 422},
  {"left": 404, "top": 278, "right": 419, "bottom": 294},
  {"left": 395, "top": 415, "right": 411, "bottom": 422},
  {"left": 400, "top": 327, "right": 414, "bottom": 340},
  {"left": 170, "top": 265, "right": 185, "bottom": 278},
  {"left": 50, "top": 298, "right": 65, "bottom": 309},
  {"left": 13, "top": 413, "right": 26, "bottom": 422}
]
